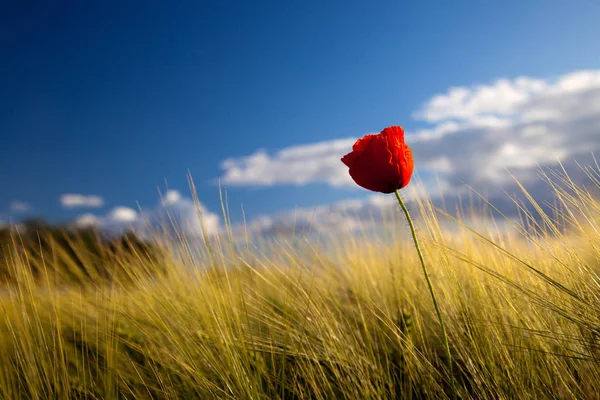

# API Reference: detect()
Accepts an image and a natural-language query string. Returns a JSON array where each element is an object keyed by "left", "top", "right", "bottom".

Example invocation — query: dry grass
[{"left": 1, "top": 165, "right": 600, "bottom": 399}]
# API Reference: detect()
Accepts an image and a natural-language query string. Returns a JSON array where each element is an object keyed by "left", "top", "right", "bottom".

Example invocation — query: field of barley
[{"left": 1, "top": 166, "right": 600, "bottom": 400}]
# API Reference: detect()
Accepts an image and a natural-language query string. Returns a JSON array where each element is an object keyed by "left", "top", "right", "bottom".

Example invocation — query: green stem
[{"left": 394, "top": 189, "right": 456, "bottom": 399}]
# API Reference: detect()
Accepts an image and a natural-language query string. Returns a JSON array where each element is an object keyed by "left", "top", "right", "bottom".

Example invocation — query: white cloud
[
  {"left": 412, "top": 77, "right": 549, "bottom": 123},
  {"left": 9, "top": 201, "right": 30, "bottom": 213},
  {"left": 405, "top": 70, "right": 600, "bottom": 189},
  {"left": 413, "top": 70, "right": 600, "bottom": 125},
  {"left": 220, "top": 138, "right": 355, "bottom": 187},
  {"left": 60, "top": 194, "right": 104, "bottom": 208},
  {"left": 164, "top": 190, "right": 182, "bottom": 205},
  {"left": 108, "top": 207, "right": 139, "bottom": 223}
]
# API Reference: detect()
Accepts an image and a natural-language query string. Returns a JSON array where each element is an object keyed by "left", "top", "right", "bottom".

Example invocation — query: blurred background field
[{"left": 1, "top": 167, "right": 600, "bottom": 399}]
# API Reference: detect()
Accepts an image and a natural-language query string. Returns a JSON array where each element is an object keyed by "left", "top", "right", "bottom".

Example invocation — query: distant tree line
[{"left": 0, "top": 218, "right": 164, "bottom": 287}]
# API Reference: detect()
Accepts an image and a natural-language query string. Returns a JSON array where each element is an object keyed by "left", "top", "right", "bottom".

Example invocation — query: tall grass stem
[{"left": 394, "top": 189, "right": 456, "bottom": 399}]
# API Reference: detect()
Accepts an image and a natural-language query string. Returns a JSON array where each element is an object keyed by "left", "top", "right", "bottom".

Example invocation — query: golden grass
[{"left": 1, "top": 165, "right": 600, "bottom": 399}]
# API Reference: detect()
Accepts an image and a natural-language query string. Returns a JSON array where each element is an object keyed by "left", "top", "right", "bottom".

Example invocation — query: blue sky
[{"left": 2, "top": 0, "right": 600, "bottom": 232}]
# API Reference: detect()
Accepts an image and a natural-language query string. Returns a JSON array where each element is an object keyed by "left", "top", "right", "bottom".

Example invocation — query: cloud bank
[
  {"left": 74, "top": 190, "right": 221, "bottom": 238},
  {"left": 60, "top": 194, "right": 104, "bottom": 208},
  {"left": 220, "top": 70, "right": 600, "bottom": 192},
  {"left": 216, "top": 70, "right": 600, "bottom": 236}
]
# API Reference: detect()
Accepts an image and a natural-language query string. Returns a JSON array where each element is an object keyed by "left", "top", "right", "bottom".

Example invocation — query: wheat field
[{"left": 1, "top": 165, "right": 600, "bottom": 399}]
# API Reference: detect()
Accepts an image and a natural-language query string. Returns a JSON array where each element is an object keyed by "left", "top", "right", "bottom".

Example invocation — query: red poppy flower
[{"left": 341, "top": 126, "right": 414, "bottom": 193}]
